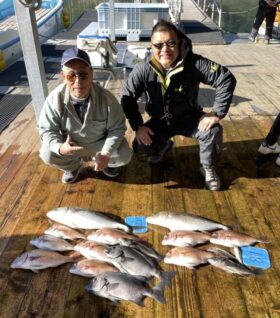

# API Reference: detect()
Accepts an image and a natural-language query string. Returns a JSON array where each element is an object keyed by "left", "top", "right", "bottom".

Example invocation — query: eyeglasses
[
  {"left": 64, "top": 71, "right": 90, "bottom": 82},
  {"left": 151, "top": 40, "right": 177, "bottom": 50}
]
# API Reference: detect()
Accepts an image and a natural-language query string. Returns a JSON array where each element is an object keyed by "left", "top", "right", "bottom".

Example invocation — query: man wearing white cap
[{"left": 38, "top": 47, "right": 132, "bottom": 183}]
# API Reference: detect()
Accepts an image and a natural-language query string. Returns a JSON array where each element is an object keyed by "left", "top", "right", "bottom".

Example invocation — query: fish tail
[
  {"left": 251, "top": 268, "right": 263, "bottom": 276},
  {"left": 120, "top": 225, "right": 131, "bottom": 233},
  {"left": 258, "top": 236, "right": 270, "bottom": 244},
  {"left": 233, "top": 246, "right": 243, "bottom": 263},
  {"left": 151, "top": 280, "right": 166, "bottom": 304},
  {"left": 159, "top": 270, "right": 177, "bottom": 287}
]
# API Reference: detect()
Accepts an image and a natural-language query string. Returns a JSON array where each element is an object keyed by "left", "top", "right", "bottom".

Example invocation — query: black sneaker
[
  {"left": 61, "top": 165, "right": 83, "bottom": 184},
  {"left": 148, "top": 140, "right": 174, "bottom": 164},
  {"left": 103, "top": 167, "right": 121, "bottom": 178},
  {"left": 199, "top": 166, "right": 221, "bottom": 191}
]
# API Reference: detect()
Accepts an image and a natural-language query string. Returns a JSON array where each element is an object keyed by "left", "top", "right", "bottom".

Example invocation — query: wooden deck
[{"left": 1, "top": 27, "right": 280, "bottom": 318}]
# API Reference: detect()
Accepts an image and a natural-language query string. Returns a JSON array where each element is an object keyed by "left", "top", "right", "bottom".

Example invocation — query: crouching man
[{"left": 38, "top": 47, "right": 132, "bottom": 183}]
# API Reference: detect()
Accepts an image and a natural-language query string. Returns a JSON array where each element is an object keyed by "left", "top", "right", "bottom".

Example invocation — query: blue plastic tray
[
  {"left": 241, "top": 246, "right": 271, "bottom": 269},
  {"left": 124, "top": 216, "right": 148, "bottom": 234}
]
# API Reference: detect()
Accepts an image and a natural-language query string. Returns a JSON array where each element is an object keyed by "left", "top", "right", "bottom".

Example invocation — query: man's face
[
  {"left": 61, "top": 60, "right": 93, "bottom": 98},
  {"left": 151, "top": 30, "right": 179, "bottom": 70}
]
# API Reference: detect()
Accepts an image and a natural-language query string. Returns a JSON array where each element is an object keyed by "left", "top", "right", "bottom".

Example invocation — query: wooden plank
[{"left": 0, "top": 165, "right": 68, "bottom": 318}]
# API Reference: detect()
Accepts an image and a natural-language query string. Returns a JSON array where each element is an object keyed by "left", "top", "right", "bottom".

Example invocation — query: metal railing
[
  {"left": 194, "top": 0, "right": 222, "bottom": 27},
  {"left": 164, "top": 0, "right": 183, "bottom": 23}
]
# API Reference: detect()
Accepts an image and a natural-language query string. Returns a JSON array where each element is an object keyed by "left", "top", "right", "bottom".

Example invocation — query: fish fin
[
  {"left": 208, "top": 247, "right": 236, "bottom": 259},
  {"left": 122, "top": 256, "right": 135, "bottom": 263},
  {"left": 47, "top": 219, "right": 54, "bottom": 226},
  {"left": 134, "top": 298, "right": 145, "bottom": 307},
  {"left": 258, "top": 236, "right": 270, "bottom": 244},
  {"left": 159, "top": 270, "right": 177, "bottom": 287},
  {"left": 134, "top": 275, "right": 151, "bottom": 283},
  {"left": 233, "top": 247, "right": 243, "bottom": 263},
  {"left": 132, "top": 243, "right": 164, "bottom": 260},
  {"left": 251, "top": 268, "right": 263, "bottom": 276},
  {"left": 227, "top": 223, "right": 240, "bottom": 231},
  {"left": 151, "top": 280, "right": 166, "bottom": 304},
  {"left": 32, "top": 269, "right": 40, "bottom": 273},
  {"left": 106, "top": 283, "right": 120, "bottom": 292}
]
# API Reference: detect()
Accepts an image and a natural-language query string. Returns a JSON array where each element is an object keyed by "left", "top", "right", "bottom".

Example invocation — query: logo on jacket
[
  {"left": 210, "top": 62, "right": 218, "bottom": 73},
  {"left": 175, "top": 85, "right": 184, "bottom": 93}
]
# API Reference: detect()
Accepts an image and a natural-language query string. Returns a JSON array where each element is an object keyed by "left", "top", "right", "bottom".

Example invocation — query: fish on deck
[
  {"left": 47, "top": 207, "right": 130, "bottom": 232},
  {"left": 74, "top": 241, "right": 112, "bottom": 263},
  {"left": 146, "top": 211, "right": 229, "bottom": 232},
  {"left": 69, "top": 259, "right": 119, "bottom": 277},
  {"left": 105, "top": 245, "right": 176, "bottom": 286},
  {"left": 45, "top": 223, "right": 86, "bottom": 240},
  {"left": 164, "top": 246, "right": 215, "bottom": 269},
  {"left": 10, "top": 249, "right": 77, "bottom": 272},
  {"left": 162, "top": 230, "right": 211, "bottom": 247},
  {"left": 30, "top": 234, "right": 75, "bottom": 252},
  {"left": 87, "top": 228, "right": 140, "bottom": 245},
  {"left": 210, "top": 230, "right": 270, "bottom": 247},
  {"left": 85, "top": 272, "right": 166, "bottom": 307}
]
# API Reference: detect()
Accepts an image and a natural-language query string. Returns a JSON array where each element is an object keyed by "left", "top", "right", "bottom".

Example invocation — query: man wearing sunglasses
[
  {"left": 38, "top": 47, "right": 132, "bottom": 183},
  {"left": 121, "top": 20, "right": 236, "bottom": 191}
]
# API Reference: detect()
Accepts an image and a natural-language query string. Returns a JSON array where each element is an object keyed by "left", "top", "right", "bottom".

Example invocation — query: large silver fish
[
  {"left": 47, "top": 207, "right": 130, "bottom": 232},
  {"left": 146, "top": 211, "right": 229, "bottom": 232},
  {"left": 45, "top": 223, "right": 86, "bottom": 240},
  {"left": 164, "top": 246, "right": 215, "bottom": 269},
  {"left": 87, "top": 228, "right": 140, "bottom": 245},
  {"left": 210, "top": 230, "right": 270, "bottom": 247},
  {"left": 69, "top": 259, "right": 119, "bottom": 277},
  {"left": 85, "top": 272, "right": 166, "bottom": 306},
  {"left": 162, "top": 230, "right": 211, "bottom": 247},
  {"left": 30, "top": 235, "right": 75, "bottom": 252},
  {"left": 105, "top": 245, "right": 176, "bottom": 285},
  {"left": 10, "top": 249, "right": 76, "bottom": 272}
]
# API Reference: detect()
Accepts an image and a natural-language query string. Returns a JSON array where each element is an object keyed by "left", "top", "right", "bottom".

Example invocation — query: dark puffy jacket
[
  {"left": 259, "top": 0, "right": 279, "bottom": 6},
  {"left": 121, "top": 42, "right": 236, "bottom": 131}
]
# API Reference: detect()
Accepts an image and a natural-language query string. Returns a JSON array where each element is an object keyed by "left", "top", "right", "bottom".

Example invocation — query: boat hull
[{"left": 0, "top": 0, "right": 64, "bottom": 71}]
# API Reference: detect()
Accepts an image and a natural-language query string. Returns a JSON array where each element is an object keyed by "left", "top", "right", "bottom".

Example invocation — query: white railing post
[{"left": 218, "top": 8, "right": 222, "bottom": 27}]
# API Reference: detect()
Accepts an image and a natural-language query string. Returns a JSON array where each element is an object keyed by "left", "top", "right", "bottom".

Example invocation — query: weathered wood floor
[{"left": 0, "top": 38, "right": 280, "bottom": 318}]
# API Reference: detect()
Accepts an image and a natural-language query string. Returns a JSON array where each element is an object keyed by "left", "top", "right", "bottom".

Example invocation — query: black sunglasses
[{"left": 151, "top": 40, "right": 177, "bottom": 50}]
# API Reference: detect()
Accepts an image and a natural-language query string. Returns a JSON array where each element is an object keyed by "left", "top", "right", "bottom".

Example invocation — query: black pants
[
  {"left": 265, "top": 113, "right": 280, "bottom": 145},
  {"left": 251, "top": 5, "right": 277, "bottom": 39},
  {"left": 132, "top": 115, "right": 223, "bottom": 168}
]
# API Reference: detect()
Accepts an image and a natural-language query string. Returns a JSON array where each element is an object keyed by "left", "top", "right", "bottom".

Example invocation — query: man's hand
[
  {"left": 94, "top": 153, "right": 110, "bottom": 171},
  {"left": 136, "top": 126, "right": 154, "bottom": 145},
  {"left": 198, "top": 113, "right": 220, "bottom": 132},
  {"left": 59, "top": 135, "right": 84, "bottom": 155}
]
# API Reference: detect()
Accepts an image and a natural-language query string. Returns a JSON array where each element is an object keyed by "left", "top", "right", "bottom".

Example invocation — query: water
[{"left": 204, "top": 0, "right": 258, "bottom": 33}]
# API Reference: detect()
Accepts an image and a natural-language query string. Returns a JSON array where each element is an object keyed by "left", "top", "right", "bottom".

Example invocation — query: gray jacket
[{"left": 38, "top": 82, "right": 126, "bottom": 156}]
